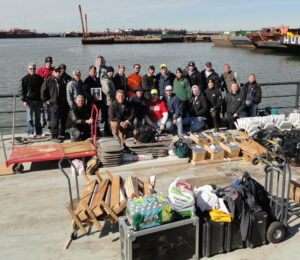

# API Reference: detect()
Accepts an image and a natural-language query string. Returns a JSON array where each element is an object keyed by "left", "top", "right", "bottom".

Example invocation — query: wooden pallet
[{"left": 191, "top": 157, "right": 243, "bottom": 165}]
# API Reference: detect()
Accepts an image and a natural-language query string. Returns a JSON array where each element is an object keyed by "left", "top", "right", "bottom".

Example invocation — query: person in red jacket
[
  {"left": 36, "top": 57, "right": 54, "bottom": 128},
  {"left": 127, "top": 64, "right": 142, "bottom": 98}
]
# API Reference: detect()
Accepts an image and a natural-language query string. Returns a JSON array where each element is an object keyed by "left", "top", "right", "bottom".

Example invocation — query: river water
[{"left": 1, "top": 37, "right": 300, "bottom": 134}]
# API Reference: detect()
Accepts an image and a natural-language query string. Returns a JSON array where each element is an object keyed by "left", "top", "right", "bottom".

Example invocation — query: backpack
[
  {"left": 174, "top": 138, "right": 189, "bottom": 158},
  {"left": 134, "top": 125, "right": 156, "bottom": 143}
]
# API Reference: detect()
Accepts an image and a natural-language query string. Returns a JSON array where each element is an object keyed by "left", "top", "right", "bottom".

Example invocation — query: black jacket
[
  {"left": 114, "top": 73, "right": 128, "bottom": 92},
  {"left": 223, "top": 89, "right": 246, "bottom": 115},
  {"left": 188, "top": 94, "right": 208, "bottom": 117},
  {"left": 204, "top": 87, "right": 223, "bottom": 110},
  {"left": 66, "top": 104, "right": 90, "bottom": 131},
  {"left": 41, "top": 76, "right": 67, "bottom": 105},
  {"left": 156, "top": 71, "right": 176, "bottom": 96},
  {"left": 19, "top": 74, "right": 44, "bottom": 102},
  {"left": 108, "top": 100, "right": 135, "bottom": 124},
  {"left": 141, "top": 74, "right": 157, "bottom": 100},
  {"left": 83, "top": 76, "right": 102, "bottom": 108},
  {"left": 242, "top": 81, "right": 262, "bottom": 105},
  {"left": 61, "top": 73, "right": 72, "bottom": 86},
  {"left": 200, "top": 69, "right": 221, "bottom": 91},
  {"left": 129, "top": 94, "right": 147, "bottom": 120},
  {"left": 183, "top": 67, "right": 202, "bottom": 87}
]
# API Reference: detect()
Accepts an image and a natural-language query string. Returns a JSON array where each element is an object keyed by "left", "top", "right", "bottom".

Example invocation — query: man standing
[
  {"left": 183, "top": 61, "right": 202, "bottom": 88},
  {"left": 156, "top": 64, "right": 175, "bottom": 98},
  {"left": 96, "top": 55, "right": 107, "bottom": 79},
  {"left": 66, "top": 95, "right": 92, "bottom": 142},
  {"left": 59, "top": 64, "right": 72, "bottom": 85},
  {"left": 223, "top": 82, "right": 246, "bottom": 129},
  {"left": 141, "top": 65, "right": 156, "bottom": 100},
  {"left": 220, "top": 64, "right": 240, "bottom": 92},
  {"left": 19, "top": 63, "right": 44, "bottom": 137},
  {"left": 109, "top": 90, "right": 135, "bottom": 143},
  {"left": 66, "top": 70, "right": 84, "bottom": 108},
  {"left": 114, "top": 65, "right": 128, "bottom": 94},
  {"left": 145, "top": 89, "right": 171, "bottom": 133},
  {"left": 84, "top": 65, "right": 102, "bottom": 109},
  {"left": 41, "top": 66, "right": 68, "bottom": 142},
  {"left": 127, "top": 64, "right": 142, "bottom": 98},
  {"left": 243, "top": 74, "right": 261, "bottom": 117},
  {"left": 200, "top": 61, "right": 220, "bottom": 91},
  {"left": 129, "top": 86, "right": 147, "bottom": 127},
  {"left": 163, "top": 85, "right": 183, "bottom": 135},
  {"left": 101, "top": 66, "right": 116, "bottom": 135}
]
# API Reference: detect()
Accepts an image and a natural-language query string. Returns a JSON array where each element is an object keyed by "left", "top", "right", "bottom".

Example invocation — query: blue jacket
[
  {"left": 156, "top": 71, "right": 175, "bottom": 96},
  {"left": 162, "top": 93, "right": 181, "bottom": 120}
]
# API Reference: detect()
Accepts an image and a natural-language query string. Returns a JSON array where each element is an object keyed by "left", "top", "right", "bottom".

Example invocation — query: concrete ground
[{"left": 0, "top": 134, "right": 300, "bottom": 260}]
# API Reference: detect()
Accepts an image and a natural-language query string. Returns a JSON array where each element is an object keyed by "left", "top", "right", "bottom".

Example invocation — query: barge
[{"left": 211, "top": 31, "right": 256, "bottom": 48}]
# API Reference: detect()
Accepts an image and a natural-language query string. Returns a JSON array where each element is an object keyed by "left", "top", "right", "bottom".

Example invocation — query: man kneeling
[
  {"left": 109, "top": 90, "right": 135, "bottom": 143},
  {"left": 66, "top": 95, "right": 93, "bottom": 142}
]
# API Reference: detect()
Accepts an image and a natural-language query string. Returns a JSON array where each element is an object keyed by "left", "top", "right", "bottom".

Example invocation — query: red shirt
[
  {"left": 36, "top": 66, "right": 53, "bottom": 80},
  {"left": 127, "top": 73, "right": 142, "bottom": 97},
  {"left": 147, "top": 99, "right": 168, "bottom": 122}
]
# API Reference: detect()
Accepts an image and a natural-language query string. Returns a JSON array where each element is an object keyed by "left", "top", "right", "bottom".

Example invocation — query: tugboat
[
  {"left": 0, "top": 28, "right": 48, "bottom": 38},
  {"left": 280, "top": 29, "right": 300, "bottom": 52}
]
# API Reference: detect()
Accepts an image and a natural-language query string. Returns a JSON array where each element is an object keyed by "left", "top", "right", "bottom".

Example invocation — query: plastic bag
[
  {"left": 209, "top": 209, "right": 232, "bottom": 222},
  {"left": 168, "top": 178, "right": 195, "bottom": 216},
  {"left": 71, "top": 159, "right": 84, "bottom": 176}
]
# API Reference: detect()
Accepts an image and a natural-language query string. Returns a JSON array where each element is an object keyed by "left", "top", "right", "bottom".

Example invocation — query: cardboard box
[{"left": 289, "top": 179, "right": 300, "bottom": 203}]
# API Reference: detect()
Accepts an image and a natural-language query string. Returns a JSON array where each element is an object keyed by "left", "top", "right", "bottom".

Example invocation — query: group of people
[{"left": 19, "top": 56, "right": 262, "bottom": 143}]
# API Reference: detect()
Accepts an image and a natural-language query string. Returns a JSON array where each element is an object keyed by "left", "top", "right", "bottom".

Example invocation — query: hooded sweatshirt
[
  {"left": 188, "top": 85, "right": 208, "bottom": 117},
  {"left": 173, "top": 77, "right": 192, "bottom": 101}
]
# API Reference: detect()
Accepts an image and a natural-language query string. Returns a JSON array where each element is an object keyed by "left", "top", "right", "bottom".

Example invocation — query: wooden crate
[
  {"left": 216, "top": 131, "right": 233, "bottom": 142},
  {"left": 188, "top": 144, "right": 206, "bottom": 162},
  {"left": 173, "top": 135, "right": 194, "bottom": 144},
  {"left": 204, "top": 143, "right": 224, "bottom": 160},
  {"left": 289, "top": 179, "right": 300, "bottom": 203},
  {"left": 219, "top": 141, "right": 241, "bottom": 158},
  {"left": 203, "top": 132, "right": 223, "bottom": 143},
  {"left": 190, "top": 133, "right": 209, "bottom": 146}
]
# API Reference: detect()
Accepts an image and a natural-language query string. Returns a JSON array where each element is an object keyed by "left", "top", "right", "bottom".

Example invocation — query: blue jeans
[
  {"left": 182, "top": 116, "right": 205, "bottom": 132},
  {"left": 166, "top": 117, "right": 183, "bottom": 135},
  {"left": 26, "top": 100, "right": 42, "bottom": 135},
  {"left": 41, "top": 104, "right": 51, "bottom": 126},
  {"left": 249, "top": 104, "right": 258, "bottom": 117},
  {"left": 155, "top": 118, "right": 173, "bottom": 134}
]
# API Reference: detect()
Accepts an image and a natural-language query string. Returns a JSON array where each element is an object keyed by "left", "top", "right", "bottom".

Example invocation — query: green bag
[{"left": 174, "top": 139, "right": 189, "bottom": 158}]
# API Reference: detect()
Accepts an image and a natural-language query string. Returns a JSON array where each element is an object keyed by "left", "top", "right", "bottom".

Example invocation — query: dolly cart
[{"left": 253, "top": 140, "right": 300, "bottom": 244}]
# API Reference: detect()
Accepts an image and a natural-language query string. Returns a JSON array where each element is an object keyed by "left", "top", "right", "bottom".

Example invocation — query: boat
[
  {"left": 211, "top": 31, "right": 257, "bottom": 48},
  {"left": 0, "top": 28, "right": 48, "bottom": 38},
  {"left": 183, "top": 34, "right": 211, "bottom": 43},
  {"left": 280, "top": 30, "right": 300, "bottom": 52}
]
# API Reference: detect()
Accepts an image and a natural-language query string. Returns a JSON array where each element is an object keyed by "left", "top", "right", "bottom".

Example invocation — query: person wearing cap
[
  {"left": 59, "top": 64, "right": 72, "bottom": 86},
  {"left": 95, "top": 55, "right": 107, "bottom": 79},
  {"left": 141, "top": 65, "right": 157, "bottom": 100},
  {"left": 66, "top": 95, "right": 93, "bottom": 142},
  {"left": 129, "top": 86, "right": 147, "bottom": 127},
  {"left": 173, "top": 68, "right": 192, "bottom": 118},
  {"left": 109, "top": 90, "right": 135, "bottom": 143},
  {"left": 145, "top": 89, "right": 171, "bottom": 133},
  {"left": 200, "top": 61, "right": 220, "bottom": 91},
  {"left": 183, "top": 85, "right": 208, "bottom": 132},
  {"left": 36, "top": 56, "right": 54, "bottom": 80},
  {"left": 205, "top": 79, "right": 222, "bottom": 132},
  {"left": 222, "top": 82, "right": 247, "bottom": 129},
  {"left": 127, "top": 64, "right": 142, "bottom": 98},
  {"left": 66, "top": 69, "right": 85, "bottom": 108},
  {"left": 101, "top": 66, "right": 116, "bottom": 135},
  {"left": 19, "top": 63, "right": 44, "bottom": 137},
  {"left": 183, "top": 61, "right": 202, "bottom": 88},
  {"left": 41, "top": 66, "right": 68, "bottom": 142},
  {"left": 156, "top": 64, "right": 175, "bottom": 98},
  {"left": 220, "top": 64, "right": 240, "bottom": 93},
  {"left": 162, "top": 85, "right": 183, "bottom": 135},
  {"left": 114, "top": 65, "right": 128, "bottom": 95},
  {"left": 242, "top": 74, "right": 261, "bottom": 117}
]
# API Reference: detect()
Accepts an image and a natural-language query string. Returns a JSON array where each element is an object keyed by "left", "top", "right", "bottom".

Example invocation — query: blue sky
[{"left": 0, "top": 0, "right": 299, "bottom": 33}]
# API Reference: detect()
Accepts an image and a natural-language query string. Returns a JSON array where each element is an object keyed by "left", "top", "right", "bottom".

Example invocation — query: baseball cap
[
  {"left": 54, "top": 66, "right": 60, "bottom": 72},
  {"left": 59, "top": 64, "right": 66, "bottom": 70},
  {"left": 135, "top": 86, "right": 143, "bottom": 92},
  {"left": 149, "top": 65, "right": 155, "bottom": 70},
  {"left": 188, "top": 61, "right": 195, "bottom": 67},
  {"left": 160, "top": 64, "right": 167, "bottom": 69},
  {"left": 73, "top": 69, "right": 81, "bottom": 75},
  {"left": 106, "top": 66, "right": 114, "bottom": 73},
  {"left": 165, "top": 85, "right": 173, "bottom": 91},
  {"left": 205, "top": 61, "right": 212, "bottom": 67},
  {"left": 151, "top": 89, "right": 159, "bottom": 95},
  {"left": 45, "top": 56, "right": 53, "bottom": 63}
]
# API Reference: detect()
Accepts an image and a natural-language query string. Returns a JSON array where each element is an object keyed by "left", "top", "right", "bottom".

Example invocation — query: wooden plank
[
  {"left": 75, "top": 179, "right": 97, "bottom": 221},
  {"left": 111, "top": 176, "right": 121, "bottom": 208},
  {"left": 100, "top": 201, "right": 119, "bottom": 222},
  {"left": 81, "top": 172, "right": 90, "bottom": 184},
  {"left": 105, "top": 170, "right": 114, "bottom": 181},
  {"left": 0, "top": 162, "right": 14, "bottom": 176},
  {"left": 124, "top": 176, "right": 139, "bottom": 199},
  {"left": 136, "top": 177, "right": 144, "bottom": 191},
  {"left": 82, "top": 200, "right": 103, "bottom": 231},
  {"left": 66, "top": 204, "right": 87, "bottom": 234},
  {"left": 90, "top": 179, "right": 110, "bottom": 217},
  {"left": 62, "top": 141, "right": 94, "bottom": 154},
  {"left": 95, "top": 171, "right": 103, "bottom": 182},
  {"left": 191, "top": 157, "right": 243, "bottom": 165},
  {"left": 143, "top": 178, "right": 151, "bottom": 196}
]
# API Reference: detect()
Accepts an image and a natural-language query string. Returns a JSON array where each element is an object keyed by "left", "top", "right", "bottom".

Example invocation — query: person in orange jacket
[{"left": 127, "top": 64, "right": 142, "bottom": 98}]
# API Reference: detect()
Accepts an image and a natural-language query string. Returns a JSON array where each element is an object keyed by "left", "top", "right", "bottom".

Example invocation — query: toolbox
[{"left": 119, "top": 216, "right": 199, "bottom": 260}]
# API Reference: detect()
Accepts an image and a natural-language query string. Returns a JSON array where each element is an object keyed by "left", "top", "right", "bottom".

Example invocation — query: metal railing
[{"left": 0, "top": 81, "right": 299, "bottom": 129}]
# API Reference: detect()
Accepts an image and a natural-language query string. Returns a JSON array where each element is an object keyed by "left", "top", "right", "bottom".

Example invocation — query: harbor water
[{"left": 1, "top": 37, "right": 300, "bottom": 134}]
